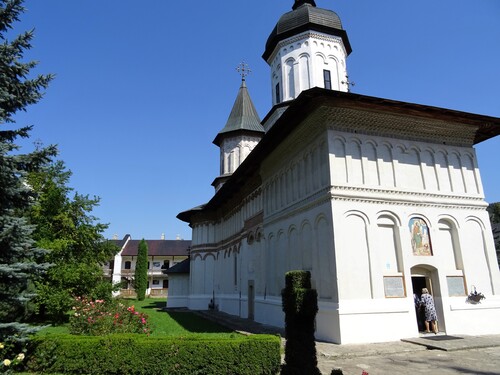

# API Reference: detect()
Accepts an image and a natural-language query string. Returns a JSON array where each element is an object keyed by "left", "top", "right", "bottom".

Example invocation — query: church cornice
[
  {"left": 268, "top": 31, "right": 346, "bottom": 63},
  {"left": 330, "top": 185, "right": 488, "bottom": 210},
  {"left": 190, "top": 231, "right": 244, "bottom": 256},
  {"left": 265, "top": 186, "right": 332, "bottom": 227},
  {"left": 263, "top": 183, "right": 487, "bottom": 230},
  {"left": 324, "top": 107, "right": 477, "bottom": 147}
]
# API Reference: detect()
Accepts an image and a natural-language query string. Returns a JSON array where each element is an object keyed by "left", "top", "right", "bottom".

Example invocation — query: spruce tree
[
  {"left": 134, "top": 239, "right": 148, "bottom": 301},
  {"left": 0, "top": 0, "right": 56, "bottom": 342}
]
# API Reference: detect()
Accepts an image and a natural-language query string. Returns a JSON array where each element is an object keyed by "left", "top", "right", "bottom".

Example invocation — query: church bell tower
[
  {"left": 263, "top": 0, "right": 352, "bottom": 105},
  {"left": 212, "top": 63, "right": 264, "bottom": 192}
]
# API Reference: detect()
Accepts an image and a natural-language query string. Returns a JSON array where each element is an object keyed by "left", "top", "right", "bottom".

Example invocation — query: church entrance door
[
  {"left": 411, "top": 276, "right": 428, "bottom": 332},
  {"left": 411, "top": 265, "right": 445, "bottom": 334}
]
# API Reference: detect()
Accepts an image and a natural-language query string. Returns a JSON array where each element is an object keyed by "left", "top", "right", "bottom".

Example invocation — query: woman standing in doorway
[{"left": 420, "top": 288, "right": 438, "bottom": 334}]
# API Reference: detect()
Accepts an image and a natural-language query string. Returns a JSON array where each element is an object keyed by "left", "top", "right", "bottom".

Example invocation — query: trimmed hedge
[
  {"left": 27, "top": 334, "right": 281, "bottom": 374},
  {"left": 281, "top": 270, "right": 320, "bottom": 375}
]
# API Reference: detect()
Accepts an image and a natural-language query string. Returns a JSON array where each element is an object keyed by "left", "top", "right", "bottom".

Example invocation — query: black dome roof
[{"left": 263, "top": 2, "right": 352, "bottom": 61}]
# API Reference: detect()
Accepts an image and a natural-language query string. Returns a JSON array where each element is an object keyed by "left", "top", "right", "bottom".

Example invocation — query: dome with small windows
[{"left": 263, "top": 0, "right": 351, "bottom": 61}]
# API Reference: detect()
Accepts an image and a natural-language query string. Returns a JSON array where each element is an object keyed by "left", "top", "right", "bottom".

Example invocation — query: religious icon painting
[{"left": 408, "top": 217, "right": 433, "bottom": 256}]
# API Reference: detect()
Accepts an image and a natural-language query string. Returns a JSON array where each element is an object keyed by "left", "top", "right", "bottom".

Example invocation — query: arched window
[
  {"left": 227, "top": 152, "right": 232, "bottom": 173},
  {"left": 233, "top": 254, "right": 238, "bottom": 289},
  {"left": 377, "top": 215, "right": 402, "bottom": 272},
  {"left": 438, "top": 219, "right": 463, "bottom": 270},
  {"left": 286, "top": 60, "right": 295, "bottom": 99},
  {"left": 323, "top": 69, "right": 332, "bottom": 89}
]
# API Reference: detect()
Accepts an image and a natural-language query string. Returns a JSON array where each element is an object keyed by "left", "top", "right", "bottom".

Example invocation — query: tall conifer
[
  {"left": 134, "top": 239, "right": 148, "bottom": 301},
  {"left": 0, "top": 0, "right": 57, "bottom": 342}
]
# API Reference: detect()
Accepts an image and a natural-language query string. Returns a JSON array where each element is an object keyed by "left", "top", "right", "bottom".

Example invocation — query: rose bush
[
  {"left": 69, "top": 297, "right": 151, "bottom": 336},
  {"left": 0, "top": 341, "right": 26, "bottom": 373}
]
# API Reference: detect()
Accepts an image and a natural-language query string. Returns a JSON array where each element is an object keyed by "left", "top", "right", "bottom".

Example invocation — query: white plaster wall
[
  {"left": 254, "top": 297, "right": 284, "bottom": 328},
  {"left": 323, "top": 125, "right": 499, "bottom": 343},
  {"left": 444, "top": 297, "right": 500, "bottom": 335},
  {"left": 217, "top": 294, "right": 241, "bottom": 317},
  {"left": 166, "top": 274, "right": 189, "bottom": 308},
  {"left": 263, "top": 201, "right": 335, "bottom": 300},
  {"left": 220, "top": 135, "right": 261, "bottom": 175},
  {"left": 327, "top": 184, "right": 500, "bottom": 343},
  {"left": 187, "top": 295, "right": 211, "bottom": 311},
  {"left": 268, "top": 31, "right": 348, "bottom": 105},
  {"left": 112, "top": 253, "right": 122, "bottom": 293},
  {"left": 328, "top": 130, "right": 483, "bottom": 197},
  {"left": 337, "top": 300, "right": 416, "bottom": 344},
  {"left": 254, "top": 123, "right": 337, "bottom": 332},
  {"left": 183, "top": 112, "right": 500, "bottom": 344}
]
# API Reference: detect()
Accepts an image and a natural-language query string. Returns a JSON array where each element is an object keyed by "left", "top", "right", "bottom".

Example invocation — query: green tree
[
  {"left": 27, "top": 160, "right": 119, "bottom": 322},
  {"left": 487, "top": 202, "right": 500, "bottom": 268},
  {"left": 0, "top": 0, "right": 57, "bottom": 343},
  {"left": 487, "top": 202, "right": 500, "bottom": 224},
  {"left": 134, "top": 239, "right": 148, "bottom": 301}
]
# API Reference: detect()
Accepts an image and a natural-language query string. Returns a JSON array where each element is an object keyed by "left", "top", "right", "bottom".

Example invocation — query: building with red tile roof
[{"left": 104, "top": 234, "right": 191, "bottom": 298}]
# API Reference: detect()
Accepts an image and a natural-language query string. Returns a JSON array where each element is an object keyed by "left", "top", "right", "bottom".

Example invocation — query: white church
[{"left": 168, "top": 0, "right": 500, "bottom": 344}]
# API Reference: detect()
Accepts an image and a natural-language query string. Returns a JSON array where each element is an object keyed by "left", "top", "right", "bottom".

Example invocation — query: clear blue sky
[{"left": 13, "top": 0, "right": 500, "bottom": 241}]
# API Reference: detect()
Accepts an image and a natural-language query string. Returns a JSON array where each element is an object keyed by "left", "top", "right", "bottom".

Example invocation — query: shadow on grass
[
  {"left": 167, "top": 312, "right": 233, "bottom": 334},
  {"left": 140, "top": 299, "right": 233, "bottom": 334},
  {"left": 140, "top": 300, "right": 165, "bottom": 310}
]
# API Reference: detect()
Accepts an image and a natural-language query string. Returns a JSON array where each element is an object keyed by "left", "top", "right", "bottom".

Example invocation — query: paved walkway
[{"left": 193, "top": 310, "right": 500, "bottom": 375}]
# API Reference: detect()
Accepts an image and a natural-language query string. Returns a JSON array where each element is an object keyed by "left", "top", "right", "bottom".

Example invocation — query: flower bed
[{"left": 69, "top": 297, "right": 151, "bottom": 336}]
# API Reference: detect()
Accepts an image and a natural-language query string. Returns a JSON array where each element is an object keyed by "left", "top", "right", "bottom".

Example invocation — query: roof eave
[
  {"left": 184, "top": 88, "right": 500, "bottom": 222},
  {"left": 263, "top": 24, "right": 352, "bottom": 61},
  {"left": 213, "top": 128, "right": 265, "bottom": 146},
  {"left": 177, "top": 205, "right": 206, "bottom": 223}
]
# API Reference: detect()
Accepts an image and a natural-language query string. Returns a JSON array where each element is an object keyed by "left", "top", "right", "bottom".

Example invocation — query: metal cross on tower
[
  {"left": 341, "top": 75, "right": 355, "bottom": 92},
  {"left": 236, "top": 62, "right": 251, "bottom": 81}
]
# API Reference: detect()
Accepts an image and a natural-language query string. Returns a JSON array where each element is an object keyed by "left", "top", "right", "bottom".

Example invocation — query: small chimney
[
  {"left": 161, "top": 233, "right": 165, "bottom": 240},
  {"left": 112, "top": 234, "right": 118, "bottom": 240},
  {"left": 176, "top": 234, "right": 181, "bottom": 240}
]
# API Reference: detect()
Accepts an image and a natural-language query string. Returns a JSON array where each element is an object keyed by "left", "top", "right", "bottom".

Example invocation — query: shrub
[
  {"left": 281, "top": 270, "right": 320, "bottom": 375},
  {"left": 1, "top": 341, "right": 27, "bottom": 373},
  {"left": 27, "top": 334, "right": 281, "bottom": 375},
  {"left": 69, "top": 297, "right": 151, "bottom": 336}
]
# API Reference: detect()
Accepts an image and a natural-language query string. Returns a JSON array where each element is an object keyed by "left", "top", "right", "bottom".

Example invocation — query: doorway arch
[{"left": 411, "top": 265, "right": 445, "bottom": 334}]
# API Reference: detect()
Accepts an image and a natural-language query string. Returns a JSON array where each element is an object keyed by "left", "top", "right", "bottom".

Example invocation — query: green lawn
[
  {"left": 37, "top": 298, "right": 235, "bottom": 338},
  {"left": 131, "top": 298, "right": 234, "bottom": 337}
]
